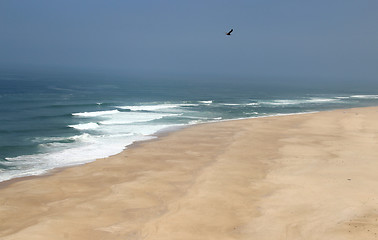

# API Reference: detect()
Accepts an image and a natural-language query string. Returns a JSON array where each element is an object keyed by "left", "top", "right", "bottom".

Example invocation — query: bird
[{"left": 226, "top": 29, "right": 233, "bottom": 35}]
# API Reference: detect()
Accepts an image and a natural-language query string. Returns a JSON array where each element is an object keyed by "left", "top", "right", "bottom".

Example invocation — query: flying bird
[{"left": 226, "top": 29, "right": 233, "bottom": 35}]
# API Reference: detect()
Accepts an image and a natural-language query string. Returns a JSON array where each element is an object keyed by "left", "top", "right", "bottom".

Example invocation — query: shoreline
[
  {"left": 0, "top": 124, "right": 186, "bottom": 188},
  {"left": 2, "top": 106, "right": 378, "bottom": 239},
  {"left": 0, "top": 124, "right": 191, "bottom": 189},
  {"left": 0, "top": 110, "right": 320, "bottom": 187}
]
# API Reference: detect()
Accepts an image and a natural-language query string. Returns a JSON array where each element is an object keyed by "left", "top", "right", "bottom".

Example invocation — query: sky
[{"left": 0, "top": 0, "right": 377, "bottom": 84}]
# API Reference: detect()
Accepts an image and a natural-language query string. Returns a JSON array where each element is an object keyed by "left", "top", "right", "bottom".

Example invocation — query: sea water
[{"left": 1, "top": 70, "right": 378, "bottom": 182}]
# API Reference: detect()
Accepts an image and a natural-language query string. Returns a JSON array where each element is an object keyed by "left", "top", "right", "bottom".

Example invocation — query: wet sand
[{"left": 1, "top": 107, "right": 378, "bottom": 239}]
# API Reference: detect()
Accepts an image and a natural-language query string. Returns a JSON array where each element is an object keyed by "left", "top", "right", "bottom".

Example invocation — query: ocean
[{"left": 1, "top": 70, "right": 378, "bottom": 182}]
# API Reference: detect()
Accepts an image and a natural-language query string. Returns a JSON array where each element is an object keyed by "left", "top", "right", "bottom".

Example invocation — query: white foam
[
  {"left": 188, "top": 120, "right": 202, "bottom": 124},
  {"left": 39, "top": 142, "right": 71, "bottom": 149},
  {"left": 0, "top": 168, "right": 51, "bottom": 183},
  {"left": 100, "top": 124, "right": 180, "bottom": 136},
  {"left": 350, "top": 95, "right": 378, "bottom": 99},
  {"left": 69, "top": 133, "right": 95, "bottom": 141},
  {"left": 72, "top": 110, "right": 119, "bottom": 117},
  {"left": 180, "top": 116, "right": 208, "bottom": 120},
  {"left": 99, "top": 112, "right": 178, "bottom": 125},
  {"left": 223, "top": 103, "right": 260, "bottom": 106},
  {"left": 306, "top": 98, "right": 339, "bottom": 103},
  {"left": 199, "top": 100, "right": 213, "bottom": 104},
  {"left": 118, "top": 104, "right": 196, "bottom": 111},
  {"left": 2, "top": 133, "right": 157, "bottom": 182},
  {"left": 35, "top": 133, "right": 93, "bottom": 143},
  {"left": 69, "top": 122, "right": 99, "bottom": 130},
  {"left": 260, "top": 98, "right": 339, "bottom": 106},
  {"left": 260, "top": 99, "right": 303, "bottom": 105}
]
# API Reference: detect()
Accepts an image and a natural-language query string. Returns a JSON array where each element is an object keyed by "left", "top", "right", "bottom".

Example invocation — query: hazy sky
[{"left": 1, "top": 0, "right": 377, "bottom": 82}]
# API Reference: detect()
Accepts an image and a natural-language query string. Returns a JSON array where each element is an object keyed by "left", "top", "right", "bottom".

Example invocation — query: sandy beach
[{"left": 1, "top": 107, "right": 378, "bottom": 239}]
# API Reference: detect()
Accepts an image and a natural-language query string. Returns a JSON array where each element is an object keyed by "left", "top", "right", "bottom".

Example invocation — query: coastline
[
  {"left": 0, "top": 124, "right": 190, "bottom": 189},
  {"left": 0, "top": 111, "right": 318, "bottom": 187},
  {"left": 1, "top": 106, "right": 378, "bottom": 239}
]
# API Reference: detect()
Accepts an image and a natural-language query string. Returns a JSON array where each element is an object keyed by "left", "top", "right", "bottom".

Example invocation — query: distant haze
[{"left": 1, "top": 0, "right": 377, "bottom": 85}]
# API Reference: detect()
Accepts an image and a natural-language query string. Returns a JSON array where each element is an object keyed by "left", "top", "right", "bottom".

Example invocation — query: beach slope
[{"left": 1, "top": 107, "right": 378, "bottom": 239}]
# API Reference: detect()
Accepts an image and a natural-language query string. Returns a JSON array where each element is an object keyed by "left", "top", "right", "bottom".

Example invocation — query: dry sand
[{"left": 1, "top": 107, "right": 378, "bottom": 239}]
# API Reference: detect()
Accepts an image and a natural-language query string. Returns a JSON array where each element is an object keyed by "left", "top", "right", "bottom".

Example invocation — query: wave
[
  {"left": 72, "top": 110, "right": 119, "bottom": 117},
  {"left": 188, "top": 116, "right": 223, "bottom": 125},
  {"left": 350, "top": 95, "right": 378, "bottom": 99},
  {"left": 1, "top": 127, "right": 165, "bottom": 182},
  {"left": 222, "top": 103, "right": 243, "bottom": 106},
  {"left": 199, "top": 100, "right": 213, "bottom": 104},
  {"left": 38, "top": 142, "right": 72, "bottom": 148},
  {"left": 68, "top": 122, "right": 99, "bottom": 130},
  {"left": 38, "top": 133, "right": 131, "bottom": 149},
  {"left": 2, "top": 136, "right": 150, "bottom": 182},
  {"left": 222, "top": 103, "right": 260, "bottom": 106},
  {"left": 259, "top": 98, "right": 340, "bottom": 106},
  {"left": 99, "top": 112, "right": 179, "bottom": 125},
  {"left": 33, "top": 133, "right": 94, "bottom": 143},
  {"left": 117, "top": 103, "right": 197, "bottom": 111},
  {"left": 260, "top": 100, "right": 303, "bottom": 105},
  {"left": 305, "top": 98, "right": 340, "bottom": 103},
  {"left": 69, "top": 111, "right": 180, "bottom": 133},
  {"left": 30, "top": 113, "right": 72, "bottom": 120},
  {"left": 43, "top": 102, "right": 113, "bottom": 109}
]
